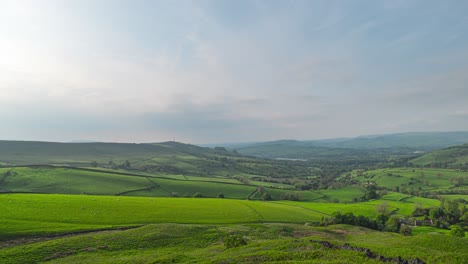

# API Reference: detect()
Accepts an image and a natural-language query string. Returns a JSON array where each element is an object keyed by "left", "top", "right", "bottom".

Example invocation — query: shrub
[
  {"left": 450, "top": 225, "right": 465, "bottom": 238},
  {"left": 224, "top": 235, "right": 247, "bottom": 248},
  {"left": 261, "top": 192, "right": 272, "bottom": 201},
  {"left": 281, "top": 192, "right": 300, "bottom": 201},
  {"left": 399, "top": 225, "right": 412, "bottom": 236}
]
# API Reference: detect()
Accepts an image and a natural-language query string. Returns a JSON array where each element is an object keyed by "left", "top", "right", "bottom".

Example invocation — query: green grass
[
  {"left": 274, "top": 196, "right": 441, "bottom": 218},
  {"left": 1, "top": 223, "right": 466, "bottom": 264},
  {"left": 440, "top": 194, "right": 468, "bottom": 201},
  {"left": 0, "top": 194, "right": 327, "bottom": 240},
  {"left": 0, "top": 166, "right": 333, "bottom": 201},
  {"left": 351, "top": 167, "right": 468, "bottom": 193},
  {"left": 380, "top": 192, "right": 411, "bottom": 201},
  {"left": 0, "top": 167, "right": 150, "bottom": 195},
  {"left": 317, "top": 186, "right": 365, "bottom": 203},
  {"left": 410, "top": 143, "right": 468, "bottom": 167}
]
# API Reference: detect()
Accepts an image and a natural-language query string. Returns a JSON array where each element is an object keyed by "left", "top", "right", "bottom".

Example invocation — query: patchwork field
[
  {"left": 349, "top": 167, "right": 468, "bottom": 195},
  {"left": 0, "top": 166, "right": 366, "bottom": 202}
]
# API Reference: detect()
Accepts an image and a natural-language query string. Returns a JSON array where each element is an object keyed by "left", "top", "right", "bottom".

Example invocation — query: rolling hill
[
  {"left": 0, "top": 140, "right": 316, "bottom": 178},
  {"left": 410, "top": 144, "right": 468, "bottom": 168},
  {"left": 229, "top": 132, "right": 468, "bottom": 162}
]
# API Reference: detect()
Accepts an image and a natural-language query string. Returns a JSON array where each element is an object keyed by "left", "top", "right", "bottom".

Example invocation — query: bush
[
  {"left": 450, "top": 225, "right": 465, "bottom": 237},
  {"left": 261, "top": 192, "right": 272, "bottom": 201},
  {"left": 281, "top": 192, "right": 300, "bottom": 201},
  {"left": 385, "top": 216, "right": 401, "bottom": 232},
  {"left": 217, "top": 193, "right": 224, "bottom": 198},
  {"left": 224, "top": 235, "right": 247, "bottom": 248},
  {"left": 400, "top": 225, "right": 412, "bottom": 236},
  {"left": 193, "top": 192, "right": 203, "bottom": 198}
]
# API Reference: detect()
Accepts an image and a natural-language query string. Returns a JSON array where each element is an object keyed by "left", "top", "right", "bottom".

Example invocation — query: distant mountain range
[{"left": 215, "top": 131, "right": 468, "bottom": 161}]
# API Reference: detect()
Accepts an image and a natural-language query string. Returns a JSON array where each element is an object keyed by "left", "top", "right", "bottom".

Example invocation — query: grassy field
[
  {"left": 410, "top": 144, "right": 468, "bottom": 167},
  {"left": 0, "top": 194, "right": 328, "bottom": 240},
  {"left": 1, "top": 193, "right": 466, "bottom": 263},
  {"left": 0, "top": 166, "right": 361, "bottom": 201},
  {"left": 349, "top": 167, "right": 468, "bottom": 194},
  {"left": 0, "top": 193, "right": 447, "bottom": 240},
  {"left": 1, "top": 223, "right": 466, "bottom": 264},
  {"left": 317, "top": 186, "right": 365, "bottom": 203},
  {"left": 0, "top": 141, "right": 318, "bottom": 182},
  {"left": 275, "top": 194, "right": 441, "bottom": 218}
]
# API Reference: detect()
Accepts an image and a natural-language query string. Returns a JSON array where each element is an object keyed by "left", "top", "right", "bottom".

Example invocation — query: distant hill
[
  {"left": 0, "top": 140, "right": 217, "bottom": 166},
  {"left": 230, "top": 132, "right": 468, "bottom": 161},
  {"left": 410, "top": 144, "right": 468, "bottom": 168},
  {"left": 0, "top": 140, "right": 315, "bottom": 179},
  {"left": 314, "top": 132, "right": 468, "bottom": 149}
]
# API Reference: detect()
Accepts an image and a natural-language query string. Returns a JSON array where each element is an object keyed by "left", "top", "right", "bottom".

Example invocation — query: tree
[
  {"left": 261, "top": 192, "right": 272, "bottom": 201},
  {"left": 412, "top": 203, "right": 426, "bottom": 217},
  {"left": 385, "top": 216, "right": 401, "bottom": 232},
  {"left": 376, "top": 202, "right": 390, "bottom": 215},
  {"left": 400, "top": 225, "right": 412, "bottom": 236},
  {"left": 365, "top": 185, "right": 378, "bottom": 200},
  {"left": 375, "top": 214, "right": 389, "bottom": 231}
]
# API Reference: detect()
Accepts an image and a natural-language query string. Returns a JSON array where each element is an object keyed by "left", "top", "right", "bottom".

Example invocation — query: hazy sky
[{"left": 1, "top": 0, "right": 468, "bottom": 143}]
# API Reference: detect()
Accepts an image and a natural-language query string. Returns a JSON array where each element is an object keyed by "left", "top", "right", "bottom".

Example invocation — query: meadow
[
  {"left": 0, "top": 166, "right": 367, "bottom": 202},
  {"left": 1, "top": 140, "right": 468, "bottom": 263},
  {"left": 0, "top": 192, "right": 448, "bottom": 241},
  {"left": 0, "top": 193, "right": 327, "bottom": 240},
  {"left": 1, "top": 222, "right": 467, "bottom": 264},
  {"left": 349, "top": 167, "right": 468, "bottom": 195}
]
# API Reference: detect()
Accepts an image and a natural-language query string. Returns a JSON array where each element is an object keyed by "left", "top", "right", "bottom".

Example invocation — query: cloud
[{"left": 1, "top": 1, "right": 468, "bottom": 143}]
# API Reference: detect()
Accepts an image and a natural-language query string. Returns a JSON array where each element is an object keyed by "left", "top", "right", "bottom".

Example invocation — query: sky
[{"left": 1, "top": 0, "right": 468, "bottom": 144}]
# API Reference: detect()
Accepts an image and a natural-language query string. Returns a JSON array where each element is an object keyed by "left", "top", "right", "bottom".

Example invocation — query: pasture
[
  {"left": 0, "top": 194, "right": 327, "bottom": 240},
  {"left": 1, "top": 223, "right": 466, "bottom": 264}
]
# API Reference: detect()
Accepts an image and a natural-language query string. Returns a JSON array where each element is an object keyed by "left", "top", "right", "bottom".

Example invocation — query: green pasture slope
[
  {"left": 1, "top": 194, "right": 467, "bottom": 263},
  {"left": 0, "top": 166, "right": 361, "bottom": 202},
  {"left": 275, "top": 193, "right": 440, "bottom": 218},
  {"left": 349, "top": 167, "right": 468, "bottom": 194},
  {"left": 411, "top": 144, "right": 468, "bottom": 167},
  {"left": 1, "top": 222, "right": 467, "bottom": 263},
  {"left": 0, "top": 140, "right": 315, "bottom": 184},
  {"left": 0, "top": 194, "right": 327, "bottom": 240},
  {"left": 0, "top": 192, "right": 451, "bottom": 239}
]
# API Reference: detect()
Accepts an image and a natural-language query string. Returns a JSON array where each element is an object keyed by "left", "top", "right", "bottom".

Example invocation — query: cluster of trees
[
  {"left": 423, "top": 161, "right": 468, "bottom": 171},
  {"left": 326, "top": 212, "right": 412, "bottom": 236},
  {"left": 412, "top": 199, "right": 467, "bottom": 232},
  {"left": 103, "top": 160, "right": 132, "bottom": 170},
  {"left": 259, "top": 191, "right": 299, "bottom": 201}
]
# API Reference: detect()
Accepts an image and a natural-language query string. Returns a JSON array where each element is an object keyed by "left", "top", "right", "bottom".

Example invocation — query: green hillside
[
  {"left": 0, "top": 140, "right": 317, "bottom": 179},
  {"left": 0, "top": 166, "right": 363, "bottom": 202},
  {"left": 347, "top": 167, "right": 468, "bottom": 196},
  {"left": 410, "top": 144, "right": 468, "bottom": 168},
  {"left": 2, "top": 223, "right": 467, "bottom": 264},
  {"left": 1, "top": 194, "right": 467, "bottom": 264},
  {"left": 0, "top": 140, "right": 223, "bottom": 167}
]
